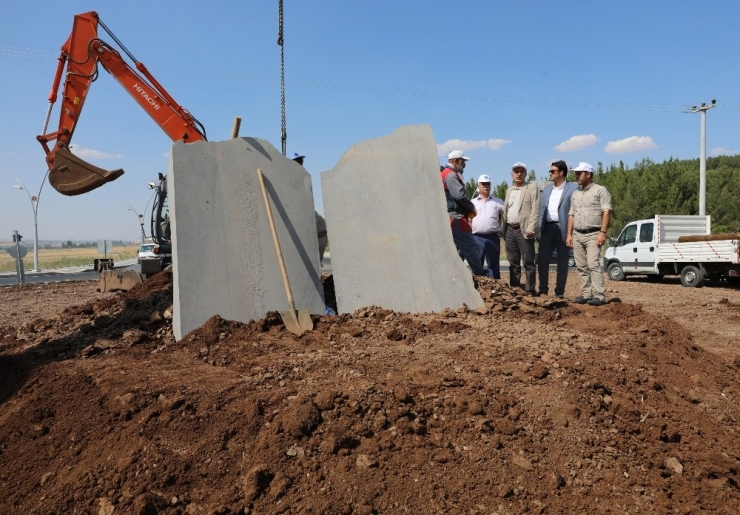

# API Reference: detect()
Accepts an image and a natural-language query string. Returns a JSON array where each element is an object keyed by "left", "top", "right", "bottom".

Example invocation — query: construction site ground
[{"left": 0, "top": 271, "right": 739, "bottom": 514}]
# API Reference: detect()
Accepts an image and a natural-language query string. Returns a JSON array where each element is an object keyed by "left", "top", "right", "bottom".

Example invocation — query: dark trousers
[
  {"left": 505, "top": 227, "right": 536, "bottom": 291},
  {"left": 538, "top": 221, "right": 569, "bottom": 296},
  {"left": 474, "top": 233, "right": 501, "bottom": 279},
  {"left": 451, "top": 218, "right": 487, "bottom": 276}
]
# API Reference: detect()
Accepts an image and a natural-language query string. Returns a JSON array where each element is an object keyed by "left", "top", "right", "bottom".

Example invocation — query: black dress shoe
[
  {"left": 587, "top": 297, "right": 606, "bottom": 306},
  {"left": 573, "top": 296, "right": 590, "bottom": 304},
  {"left": 527, "top": 290, "right": 539, "bottom": 297}
]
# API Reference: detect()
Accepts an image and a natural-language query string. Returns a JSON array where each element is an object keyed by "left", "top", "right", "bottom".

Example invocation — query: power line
[{"left": 3, "top": 43, "right": 740, "bottom": 113}]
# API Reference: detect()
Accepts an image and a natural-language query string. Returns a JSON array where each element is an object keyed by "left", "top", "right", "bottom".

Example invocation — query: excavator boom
[{"left": 37, "top": 11, "right": 206, "bottom": 196}]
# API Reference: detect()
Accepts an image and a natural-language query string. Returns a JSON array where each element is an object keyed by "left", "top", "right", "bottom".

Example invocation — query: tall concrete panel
[
  {"left": 170, "top": 137, "right": 325, "bottom": 340},
  {"left": 321, "top": 125, "right": 484, "bottom": 314}
]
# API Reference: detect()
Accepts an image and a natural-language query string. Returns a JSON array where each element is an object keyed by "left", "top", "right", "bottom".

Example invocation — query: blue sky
[{"left": 2, "top": 0, "right": 739, "bottom": 241}]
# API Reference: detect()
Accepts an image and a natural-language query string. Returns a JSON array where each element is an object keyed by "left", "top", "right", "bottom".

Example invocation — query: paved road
[
  {"left": 1, "top": 255, "right": 563, "bottom": 287},
  {"left": 1, "top": 257, "right": 335, "bottom": 287}
]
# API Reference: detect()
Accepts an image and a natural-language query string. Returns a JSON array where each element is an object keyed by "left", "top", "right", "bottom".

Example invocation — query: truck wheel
[
  {"left": 607, "top": 262, "right": 625, "bottom": 281},
  {"left": 680, "top": 265, "right": 704, "bottom": 287}
]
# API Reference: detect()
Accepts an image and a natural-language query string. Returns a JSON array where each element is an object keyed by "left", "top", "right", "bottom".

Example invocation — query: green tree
[
  {"left": 493, "top": 181, "right": 508, "bottom": 200},
  {"left": 464, "top": 177, "right": 477, "bottom": 198}
]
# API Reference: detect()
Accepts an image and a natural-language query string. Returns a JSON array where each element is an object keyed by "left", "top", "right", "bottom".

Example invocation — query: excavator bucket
[
  {"left": 97, "top": 270, "right": 143, "bottom": 293},
  {"left": 48, "top": 144, "right": 124, "bottom": 195}
]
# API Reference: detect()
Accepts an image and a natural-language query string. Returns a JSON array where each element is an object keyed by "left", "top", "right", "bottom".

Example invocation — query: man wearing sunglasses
[
  {"left": 537, "top": 160, "right": 578, "bottom": 298},
  {"left": 566, "top": 162, "right": 612, "bottom": 306},
  {"left": 500, "top": 162, "right": 540, "bottom": 295}
]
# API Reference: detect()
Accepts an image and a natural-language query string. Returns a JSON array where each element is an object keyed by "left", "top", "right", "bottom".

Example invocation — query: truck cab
[{"left": 604, "top": 218, "right": 658, "bottom": 279}]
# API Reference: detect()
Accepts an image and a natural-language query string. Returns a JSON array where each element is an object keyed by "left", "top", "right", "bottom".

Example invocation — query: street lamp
[
  {"left": 126, "top": 206, "right": 146, "bottom": 245},
  {"left": 689, "top": 99, "right": 717, "bottom": 216},
  {"left": 13, "top": 178, "right": 43, "bottom": 272}
]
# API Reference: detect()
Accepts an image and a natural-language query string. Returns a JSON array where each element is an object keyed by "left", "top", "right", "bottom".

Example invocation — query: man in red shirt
[{"left": 441, "top": 151, "right": 487, "bottom": 276}]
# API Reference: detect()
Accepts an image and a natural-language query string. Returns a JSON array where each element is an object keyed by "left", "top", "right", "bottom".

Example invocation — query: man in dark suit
[{"left": 538, "top": 160, "right": 578, "bottom": 298}]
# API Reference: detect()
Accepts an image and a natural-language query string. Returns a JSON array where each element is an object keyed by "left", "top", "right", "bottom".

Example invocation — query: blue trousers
[
  {"left": 538, "top": 221, "right": 570, "bottom": 296},
  {"left": 451, "top": 219, "right": 487, "bottom": 276},
  {"left": 474, "top": 233, "right": 501, "bottom": 279}
]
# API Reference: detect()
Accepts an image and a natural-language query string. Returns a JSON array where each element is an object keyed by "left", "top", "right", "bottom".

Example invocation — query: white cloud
[
  {"left": 0, "top": 151, "right": 14, "bottom": 156},
  {"left": 604, "top": 136, "right": 657, "bottom": 154},
  {"left": 69, "top": 144, "right": 123, "bottom": 159},
  {"left": 554, "top": 134, "right": 600, "bottom": 152},
  {"left": 436, "top": 138, "right": 511, "bottom": 155},
  {"left": 161, "top": 152, "right": 169, "bottom": 158},
  {"left": 711, "top": 147, "right": 740, "bottom": 156}
]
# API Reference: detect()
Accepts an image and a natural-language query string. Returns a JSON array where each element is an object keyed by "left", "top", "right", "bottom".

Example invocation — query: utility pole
[
  {"left": 126, "top": 206, "right": 146, "bottom": 245},
  {"left": 13, "top": 178, "right": 44, "bottom": 272},
  {"left": 690, "top": 100, "right": 716, "bottom": 216}
]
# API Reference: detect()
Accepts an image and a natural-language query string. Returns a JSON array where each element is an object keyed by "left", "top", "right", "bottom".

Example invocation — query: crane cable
[{"left": 277, "top": 0, "right": 287, "bottom": 156}]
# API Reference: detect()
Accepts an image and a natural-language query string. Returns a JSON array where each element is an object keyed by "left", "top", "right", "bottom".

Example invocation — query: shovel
[{"left": 257, "top": 168, "right": 313, "bottom": 335}]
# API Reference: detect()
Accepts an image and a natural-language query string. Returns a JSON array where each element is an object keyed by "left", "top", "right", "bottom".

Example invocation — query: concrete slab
[
  {"left": 170, "top": 137, "right": 325, "bottom": 340},
  {"left": 320, "top": 125, "right": 484, "bottom": 314}
]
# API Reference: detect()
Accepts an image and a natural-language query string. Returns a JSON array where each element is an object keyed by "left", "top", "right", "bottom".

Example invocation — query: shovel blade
[
  {"left": 280, "top": 310, "right": 305, "bottom": 335},
  {"left": 49, "top": 144, "right": 124, "bottom": 196},
  {"left": 279, "top": 309, "right": 313, "bottom": 335},
  {"left": 297, "top": 309, "right": 313, "bottom": 331}
]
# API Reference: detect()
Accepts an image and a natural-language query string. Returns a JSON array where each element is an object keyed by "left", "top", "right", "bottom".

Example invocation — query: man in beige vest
[
  {"left": 566, "top": 162, "right": 612, "bottom": 306},
  {"left": 500, "top": 162, "right": 540, "bottom": 295}
]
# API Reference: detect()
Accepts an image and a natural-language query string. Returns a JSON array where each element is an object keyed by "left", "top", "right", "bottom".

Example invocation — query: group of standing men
[{"left": 441, "top": 151, "right": 613, "bottom": 306}]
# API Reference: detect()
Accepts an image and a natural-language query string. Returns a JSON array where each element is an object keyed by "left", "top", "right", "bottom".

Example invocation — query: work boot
[{"left": 572, "top": 296, "right": 590, "bottom": 304}]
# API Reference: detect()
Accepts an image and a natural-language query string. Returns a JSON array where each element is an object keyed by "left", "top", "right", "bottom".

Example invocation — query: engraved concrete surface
[
  {"left": 321, "top": 125, "right": 484, "bottom": 314},
  {"left": 170, "top": 137, "right": 325, "bottom": 340}
]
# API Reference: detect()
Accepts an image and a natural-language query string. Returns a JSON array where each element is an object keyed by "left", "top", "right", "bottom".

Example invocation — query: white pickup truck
[{"left": 603, "top": 215, "right": 740, "bottom": 287}]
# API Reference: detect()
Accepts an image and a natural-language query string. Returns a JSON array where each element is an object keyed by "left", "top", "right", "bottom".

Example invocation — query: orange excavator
[
  {"left": 37, "top": 8, "right": 306, "bottom": 291},
  {"left": 37, "top": 11, "right": 207, "bottom": 196},
  {"left": 37, "top": 11, "right": 211, "bottom": 290}
]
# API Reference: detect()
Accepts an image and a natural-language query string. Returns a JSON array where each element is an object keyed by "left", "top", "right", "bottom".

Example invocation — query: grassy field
[{"left": 0, "top": 245, "right": 138, "bottom": 273}]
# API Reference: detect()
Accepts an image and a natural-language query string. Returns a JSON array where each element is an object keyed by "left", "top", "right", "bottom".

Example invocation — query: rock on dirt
[{"left": 0, "top": 270, "right": 739, "bottom": 514}]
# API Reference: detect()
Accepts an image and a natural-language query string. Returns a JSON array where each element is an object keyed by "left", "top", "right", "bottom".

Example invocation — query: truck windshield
[{"left": 617, "top": 225, "right": 637, "bottom": 246}]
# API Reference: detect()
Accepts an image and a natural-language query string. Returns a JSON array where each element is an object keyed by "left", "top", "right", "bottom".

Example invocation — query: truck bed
[{"left": 657, "top": 239, "right": 740, "bottom": 263}]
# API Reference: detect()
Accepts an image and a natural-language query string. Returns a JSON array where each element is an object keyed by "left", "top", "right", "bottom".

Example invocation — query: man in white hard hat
[
  {"left": 566, "top": 162, "right": 612, "bottom": 306},
  {"left": 471, "top": 174, "right": 504, "bottom": 278},
  {"left": 441, "top": 150, "right": 487, "bottom": 276}
]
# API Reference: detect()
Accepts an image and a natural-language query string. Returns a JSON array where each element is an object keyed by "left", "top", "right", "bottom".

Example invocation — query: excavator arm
[{"left": 37, "top": 11, "right": 206, "bottom": 196}]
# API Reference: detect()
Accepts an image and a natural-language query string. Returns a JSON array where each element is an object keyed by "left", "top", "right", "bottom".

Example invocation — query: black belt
[
  {"left": 545, "top": 220, "right": 559, "bottom": 224},
  {"left": 507, "top": 223, "right": 520, "bottom": 230},
  {"left": 574, "top": 227, "right": 601, "bottom": 234}
]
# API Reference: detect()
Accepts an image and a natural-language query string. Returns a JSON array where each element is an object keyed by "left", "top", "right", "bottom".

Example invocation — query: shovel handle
[{"left": 257, "top": 168, "right": 297, "bottom": 311}]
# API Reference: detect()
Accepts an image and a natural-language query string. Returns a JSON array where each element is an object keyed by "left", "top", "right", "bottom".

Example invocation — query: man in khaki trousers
[
  {"left": 565, "top": 162, "right": 611, "bottom": 306},
  {"left": 500, "top": 162, "right": 540, "bottom": 295}
]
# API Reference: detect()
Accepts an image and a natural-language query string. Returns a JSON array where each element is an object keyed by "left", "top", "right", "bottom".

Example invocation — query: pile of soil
[{"left": 0, "top": 270, "right": 739, "bottom": 514}]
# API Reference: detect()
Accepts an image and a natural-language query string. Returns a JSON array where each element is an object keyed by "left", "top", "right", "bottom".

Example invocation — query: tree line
[{"left": 463, "top": 155, "right": 740, "bottom": 235}]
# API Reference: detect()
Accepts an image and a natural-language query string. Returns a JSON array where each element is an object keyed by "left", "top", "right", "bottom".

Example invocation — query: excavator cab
[{"left": 47, "top": 143, "right": 124, "bottom": 196}]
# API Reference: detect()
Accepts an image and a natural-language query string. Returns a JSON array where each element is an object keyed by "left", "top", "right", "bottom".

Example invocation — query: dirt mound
[{"left": 1, "top": 272, "right": 739, "bottom": 514}]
